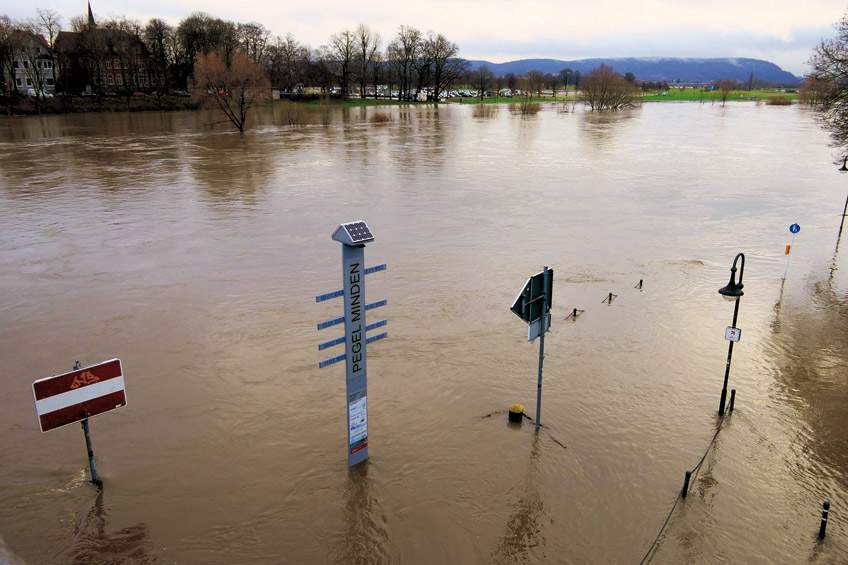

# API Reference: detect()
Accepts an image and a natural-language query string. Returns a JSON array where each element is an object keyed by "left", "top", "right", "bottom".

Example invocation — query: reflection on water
[
  {"left": 491, "top": 430, "right": 546, "bottom": 563},
  {"left": 68, "top": 490, "right": 153, "bottom": 564},
  {"left": 332, "top": 463, "right": 391, "bottom": 564}
]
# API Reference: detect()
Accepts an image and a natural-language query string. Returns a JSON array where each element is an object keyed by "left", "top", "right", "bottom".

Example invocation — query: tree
[
  {"left": 144, "top": 18, "right": 175, "bottom": 94},
  {"left": 715, "top": 78, "right": 736, "bottom": 105},
  {"left": 420, "top": 32, "right": 467, "bottom": 101},
  {"left": 578, "top": 64, "right": 639, "bottom": 110},
  {"left": 560, "top": 67, "right": 572, "bottom": 91},
  {"left": 523, "top": 70, "right": 544, "bottom": 96},
  {"left": 0, "top": 16, "right": 17, "bottom": 100},
  {"left": 472, "top": 65, "right": 492, "bottom": 99},
  {"left": 267, "top": 33, "right": 308, "bottom": 94},
  {"left": 387, "top": 25, "right": 420, "bottom": 101},
  {"left": 624, "top": 72, "right": 636, "bottom": 83},
  {"left": 192, "top": 50, "right": 269, "bottom": 132},
  {"left": 353, "top": 23, "right": 380, "bottom": 99},
  {"left": 328, "top": 28, "right": 355, "bottom": 97},
  {"left": 807, "top": 11, "right": 848, "bottom": 153},
  {"left": 237, "top": 22, "right": 269, "bottom": 65}
]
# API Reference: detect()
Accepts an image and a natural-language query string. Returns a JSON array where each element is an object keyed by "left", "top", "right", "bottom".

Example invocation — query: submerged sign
[{"left": 32, "top": 359, "right": 126, "bottom": 433}]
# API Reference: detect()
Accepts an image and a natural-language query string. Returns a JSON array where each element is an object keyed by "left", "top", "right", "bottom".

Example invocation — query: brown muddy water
[{"left": 1, "top": 102, "right": 847, "bottom": 564}]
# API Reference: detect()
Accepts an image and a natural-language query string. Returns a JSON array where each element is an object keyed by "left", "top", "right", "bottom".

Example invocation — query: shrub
[
  {"left": 766, "top": 96, "right": 793, "bottom": 106},
  {"left": 370, "top": 112, "right": 392, "bottom": 123},
  {"left": 472, "top": 103, "right": 498, "bottom": 118}
]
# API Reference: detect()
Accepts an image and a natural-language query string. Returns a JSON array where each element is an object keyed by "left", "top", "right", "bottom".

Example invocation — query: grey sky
[{"left": 6, "top": 0, "right": 845, "bottom": 75}]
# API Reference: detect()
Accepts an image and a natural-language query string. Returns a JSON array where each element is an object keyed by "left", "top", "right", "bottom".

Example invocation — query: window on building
[
  {"left": 44, "top": 61, "right": 52, "bottom": 69},
  {"left": 16, "top": 77, "right": 22, "bottom": 86},
  {"left": 116, "top": 75, "right": 123, "bottom": 86},
  {"left": 26, "top": 78, "right": 32, "bottom": 86},
  {"left": 46, "top": 78, "right": 54, "bottom": 85},
  {"left": 23, "top": 60, "right": 29, "bottom": 69},
  {"left": 13, "top": 60, "right": 18, "bottom": 68},
  {"left": 106, "top": 60, "right": 112, "bottom": 69},
  {"left": 107, "top": 75, "right": 114, "bottom": 85}
]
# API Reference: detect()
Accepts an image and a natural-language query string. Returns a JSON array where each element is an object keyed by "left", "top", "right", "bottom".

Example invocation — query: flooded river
[{"left": 1, "top": 101, "right": 847, "bottom": 563}]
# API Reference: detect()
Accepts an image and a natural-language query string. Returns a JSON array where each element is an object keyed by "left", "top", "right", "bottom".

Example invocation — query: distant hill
[{"left": 465, "top": 57, "right": 802, "bottom": 84}]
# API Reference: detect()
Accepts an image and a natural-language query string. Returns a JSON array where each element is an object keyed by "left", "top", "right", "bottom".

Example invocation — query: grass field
[{"left": 640, "top": 88, "right": 798, "bottom": 102}]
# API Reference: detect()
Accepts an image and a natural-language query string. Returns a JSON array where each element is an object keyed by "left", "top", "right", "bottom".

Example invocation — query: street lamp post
[
  {"left": 838, "top": 157, "right": 848, "bottom": 246},
  {"left": 717, "top": 253, "right": 745, "bottom": 416}
]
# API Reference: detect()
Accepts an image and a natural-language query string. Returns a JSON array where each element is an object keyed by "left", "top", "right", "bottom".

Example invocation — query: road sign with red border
[{"left": 32, "top": 359, "right": 126, "bottom": 433}]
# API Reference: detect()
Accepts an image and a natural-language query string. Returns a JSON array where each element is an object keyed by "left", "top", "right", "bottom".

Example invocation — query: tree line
[{"left": 0, "top": 9, "right": 471, "bottom": 102}]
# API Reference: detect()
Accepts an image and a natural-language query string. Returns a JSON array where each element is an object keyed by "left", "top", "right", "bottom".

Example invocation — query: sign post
[
  {"left": 510, "top": 266, "right": 553, "bottom": 429},
  {"left": 316, "top": 222, "right": 387, "bottom": 467},
  {"left": 783, "top": 223, "right": 800, "bottom": 280},
  {"left": 32, "top": 359, "right": 126, "bottom": 487}
]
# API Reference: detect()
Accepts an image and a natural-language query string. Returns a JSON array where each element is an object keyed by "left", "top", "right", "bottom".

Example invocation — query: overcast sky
[{"left": 6, "top": 0, "right": 847, "bottom": 76}]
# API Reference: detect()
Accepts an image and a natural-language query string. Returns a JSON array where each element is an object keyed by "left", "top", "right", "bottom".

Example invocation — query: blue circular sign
[{"left": 790, "top": 223, "right": 800, "bottom": 234}]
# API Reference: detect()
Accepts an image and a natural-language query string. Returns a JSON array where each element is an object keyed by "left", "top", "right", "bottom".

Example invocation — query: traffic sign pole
[
  {"left": 783, "top": 224, "right": 800, "bottom": 281},
  {"left": 535, "top": 266, "right": 548, "bottom": 430}
]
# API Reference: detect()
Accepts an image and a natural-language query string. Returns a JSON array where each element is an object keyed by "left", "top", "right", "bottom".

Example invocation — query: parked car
[
  {"left": 132, "top": 91, "right": 146, "bottom": 97},
  {"left": 25, "top": 88, "right": 53, "bottom": 98},
  {"left": 171, "top": 89, "right": 190, "bottom": 97}
]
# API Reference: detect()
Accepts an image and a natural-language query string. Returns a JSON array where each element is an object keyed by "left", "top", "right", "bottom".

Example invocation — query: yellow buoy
[{"left": 508, "top": 404, "right": 524, "bottom": 422}]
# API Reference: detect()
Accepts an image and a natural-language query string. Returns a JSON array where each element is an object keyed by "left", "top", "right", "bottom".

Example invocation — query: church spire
[{"left": 87, "top": 2, "right": 96, "bottom": 28}]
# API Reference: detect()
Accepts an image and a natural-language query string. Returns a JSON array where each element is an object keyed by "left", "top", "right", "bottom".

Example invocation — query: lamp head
[{"left": 718, "top": 267, "right": 744, "bottom": 301}]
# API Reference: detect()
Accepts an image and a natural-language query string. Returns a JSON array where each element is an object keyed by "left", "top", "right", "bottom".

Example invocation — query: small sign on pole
[
  {"left": 510, "top": 266, "right": 553, "bottom": 429},
  {"left": 725, "top": 327, "right": 741, "bottom": 342},
  {"left": 32, "top": 359, "right": 126, "bottom": 487},
  {"left": 32, "top": 359, "right": 126, "bottom": 433}
]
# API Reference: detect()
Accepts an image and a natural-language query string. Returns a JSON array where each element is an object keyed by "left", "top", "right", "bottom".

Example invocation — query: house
[
  {"left": 2, "top": 31, "right": 56, "bottom": 96},
  {"left": 54, "top": 4, "right": 162, "bottom": 95}
]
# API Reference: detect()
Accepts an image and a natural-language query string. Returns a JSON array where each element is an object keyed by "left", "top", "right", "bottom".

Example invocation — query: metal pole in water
[
  {"left": 729, "top": 389, "right": 736, "bottom": 412},
  {"left": 783, "top": 231, "right": 796, "bottom": 280},
  {"left": 81, "top": 418, "right": 101, "bottom": 487},
  {"left": 535, "top": 266, "right": 548, "bottom": 430},
  {"left": 682, "top": 471, "right": 692, "bottom": 498},
  {"left": 819, "top": 501, "right": 830, "bottom": 539}
]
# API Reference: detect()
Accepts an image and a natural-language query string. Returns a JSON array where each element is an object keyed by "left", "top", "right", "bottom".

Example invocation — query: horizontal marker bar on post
[
  {"left": 319, "top": 352, "right": 346, "bottom": 368},
  {"left": 366, "top": 319, "right": 387, "bottom": 332},
  {"left": 366, "top": 332, "right": 388, "bottom": 345},
  {"left": 318, "top": 335, "right": 345, "bottom": 351},
  {"left": 365, "top": 299, "right": 387, "bottom": 311},
  {"left": 317, "top": 315, "right": 345, "bottom": 331},
  {"left": 315, "top": 265, "right": 386, "bottom": 303},
  {"left": 364, "top": 264, "right": 387, "bottom": 275},
  {"left": 316, "top": 289, "right": 344, "bottom": 303},
  {"left": 318, "top": 320, "right": 387, "bottom": 350}
]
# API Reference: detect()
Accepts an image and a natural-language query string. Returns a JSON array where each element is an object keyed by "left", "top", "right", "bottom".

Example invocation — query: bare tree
[
  {"left": 267, "top": 33, "right": 307, "bottom": 94},
  {"left": 192, "top": 50, "right": 269, "bottom": 132},
  {"left": 144, "top": 18, "right": 175, "bottom": 94},
  {"left": 328, "top": 28, "right": 355, "bottom": 97},
  {"left": 354, "top": 23, "right": 380, "bottom": 99},
  {"left": 237, "top": 22, "right": 269, "bottom": 65},
  {"left": 472, "top": 65, "right": 492, "bottom": 99},
  {"left": 420, "top": 31, "right": 467, "bottom": 101},
  {"left": 523, "top": 70, "right": 544, "bottom": 96},
  {"left": 807, "top": 11, "right": 848, "bottom": 154},
  {"left": 387, "top": 25, "right": 420, "bottom": 100},
  {"left": 578, "top": 64, "right": 639, "bottom": 110},
  {"left": 715, "top": 78, "right": 736, "bottom": 106},
  {"left": 0, "top": 16, "right": 17, "bottom": 101}
]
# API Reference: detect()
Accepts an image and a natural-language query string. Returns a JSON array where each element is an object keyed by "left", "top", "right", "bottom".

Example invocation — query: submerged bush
[
  {"left": 472, "top": 103, "right": 498, "bottom": 118},
  {"left": 766, "top": 96, "right": 793, "bottom": 106}
]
